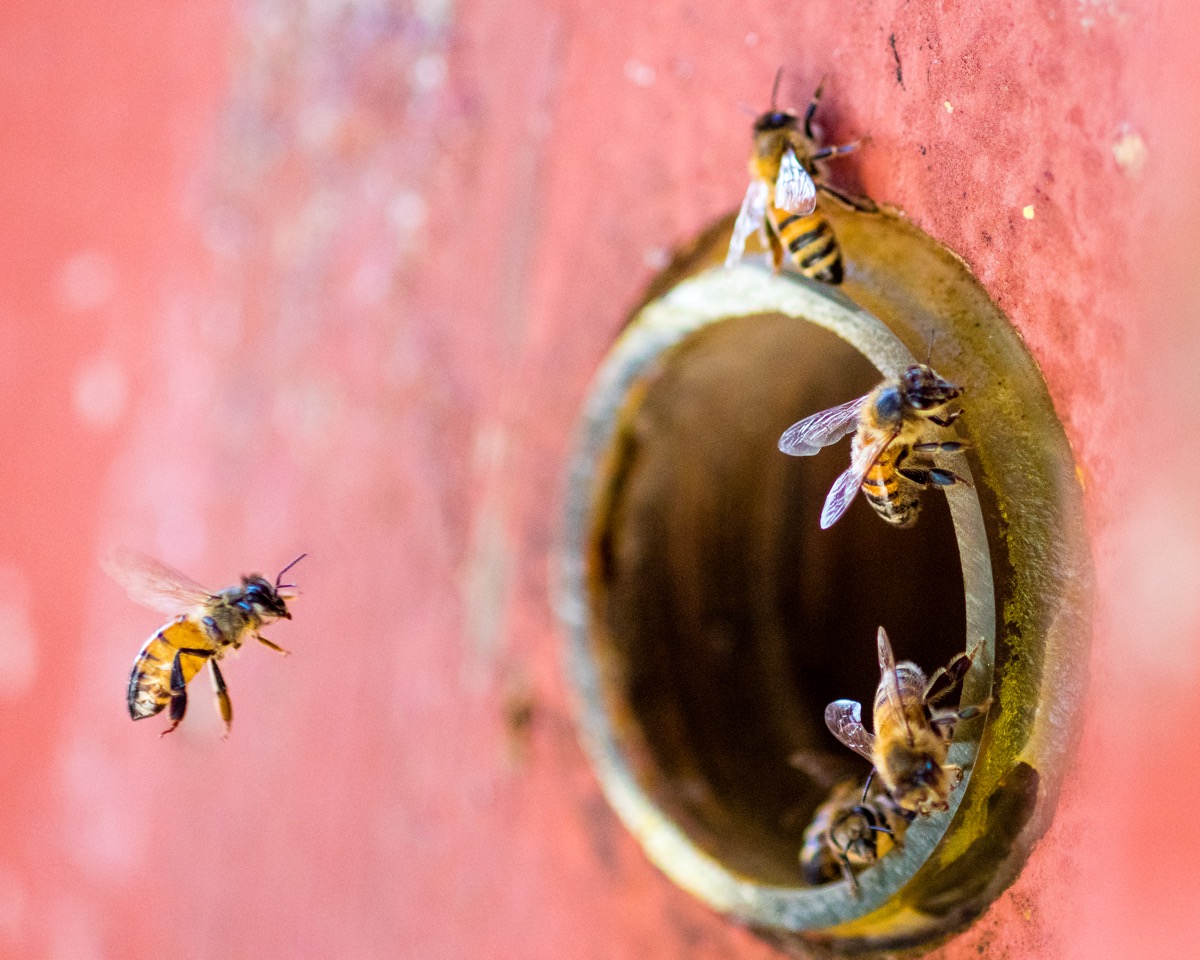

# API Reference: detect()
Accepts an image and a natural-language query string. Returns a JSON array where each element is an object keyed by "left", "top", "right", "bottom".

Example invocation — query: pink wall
[{"left": 0, "top": 0, "right": 1196, "bottom": 957}]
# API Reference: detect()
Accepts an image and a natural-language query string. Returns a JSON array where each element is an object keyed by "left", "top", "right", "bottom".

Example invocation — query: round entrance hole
[{"left": 558, "top": 206, "right": 1091, "bottom": 954}]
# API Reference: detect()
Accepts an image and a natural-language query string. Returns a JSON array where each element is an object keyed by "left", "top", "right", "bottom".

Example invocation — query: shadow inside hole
[{"left": 594, "top": 313, "right": 967, "bottom": 885}]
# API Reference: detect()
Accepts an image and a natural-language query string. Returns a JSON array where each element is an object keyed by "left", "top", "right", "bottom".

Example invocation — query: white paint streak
[{"left": 1112, "top": 125, "right": 1148, "bottom": 179}]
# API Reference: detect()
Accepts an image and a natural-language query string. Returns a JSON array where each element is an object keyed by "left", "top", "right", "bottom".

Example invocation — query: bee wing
[
  {"left": 824, "top": 700, "right": 876, "bottom": 763},
  {"left": 819, "top": 428, "right": 897, "bottom": 529},
  {"left": 876, "top": 626, "right": 914, "bottom": 742},
  {"left": 778, "top": 395, "right": 869, "bottom": 457},
  {"left": 103, "top": 547, "right": 215, "bottom": 615},
  {"left": 774, "top": 147, "right": 818, "bottom": 215},
  {"left": 725, "top": 179, "right": 770, "bottom": 268}
]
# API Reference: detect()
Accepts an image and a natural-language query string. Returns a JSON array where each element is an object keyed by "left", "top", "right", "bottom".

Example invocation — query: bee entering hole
[
  {"left": 592, "top": 313, "right": 966, "bottom": 885},
  {"left": 562, "top": 209, "right": 1089, "bottom": 953}
]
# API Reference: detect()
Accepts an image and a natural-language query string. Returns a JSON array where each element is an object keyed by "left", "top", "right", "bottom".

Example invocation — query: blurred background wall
[{"left": 0, "top": 0, "right": 1197, "bottom": 957}]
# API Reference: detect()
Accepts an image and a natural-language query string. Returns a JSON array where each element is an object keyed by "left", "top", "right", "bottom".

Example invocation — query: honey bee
[
  {"left": 800, "top": 779, "right": 913, "bottom": 894},
  {"left": 778, "top": 363, "right": 968, "bottom": 529},
  {"left": 825, "top": 627, "right": 989, "bottom": 816},
  {"left": 725, "top": 72, "right": 877, "bottom": 284},
  {"left": 106, "top": 548, "right": 304, "bottom": 736}
]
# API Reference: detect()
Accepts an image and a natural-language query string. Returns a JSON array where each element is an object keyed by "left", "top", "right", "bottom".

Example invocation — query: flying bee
[
  {"left": 778, "top": 362, "right": 969, "bottom": 529},
  {"left": 800, "top": 779, "right": 913, "bottom": 895},
  {"left": 106, "top": 548, "right": 304, "bottom": 736},
  {"left": 825, "top": 627, "right": 989, "bottom": 816},
  {"left": 725, "top": 71, "right": 877, "bottom": 284}
]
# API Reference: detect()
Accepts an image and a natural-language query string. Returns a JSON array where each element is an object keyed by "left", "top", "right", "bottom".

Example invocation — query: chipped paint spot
[
  {"left": 73, "top": 355, "right": 128, "bottom": 430},
  {"left": 624, "top": 59, "right": 656, "bottom": 87},
  {"left": 57, "top": 251, "right": 117, "bottom": 312},
  {"left": 943, "top": 100, "right": 954, "bottom": 113},
  {"left": 1112, "top": 125, "right": 1148, "bottom": 179},
  {"left": 744, "top": 31, "right": 759, "bottom": 47},
  {"left": 1023, "top": 204, "right": 1036, "bottom": 219},
  {"left": 0, "top": 564, "right": 36, "bottom": 698}
]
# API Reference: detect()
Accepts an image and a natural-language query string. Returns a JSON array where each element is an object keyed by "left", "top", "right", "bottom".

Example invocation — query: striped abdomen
[
  {"left": 862, "top": 445, "right": 920, "bottom": 527},
  {"left": 872, "top": 661, "right": 931, "bottom": 746},
  {"left": 770, "top": 207, "right": 843, "bottom": 284},
  {"left": 127, "top": 617, "right": 218, "bottom": 720}
]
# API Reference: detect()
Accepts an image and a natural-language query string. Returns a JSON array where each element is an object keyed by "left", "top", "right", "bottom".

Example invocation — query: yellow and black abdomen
[
  {"left": 127, "top": 617, "right": 217, "bottom": 720},
  {"left": 861, "top": 446, "right": 921, "bottom": 527},
  {"left": 769, "top": 206, "right": 843, "bottom": 284}
]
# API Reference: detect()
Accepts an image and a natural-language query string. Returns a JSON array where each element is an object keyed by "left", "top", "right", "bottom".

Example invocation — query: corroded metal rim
[
  {"left": 557, "top": 207, "right": 1091, "bottom": 953},
  {"left": 559, "top": 263, "right": 992, "bottom": 931}
]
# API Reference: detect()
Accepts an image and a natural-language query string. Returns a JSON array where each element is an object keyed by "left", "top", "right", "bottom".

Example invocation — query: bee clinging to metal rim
[
  {"left": 725, "top": 70, "right": 877, "bottom": 284},
  {"left": 106, "top": 548, "right": 304, "bottom": 737},
  {"left": 824, "top": 627, "right": 990, "bottom": 816},
  {"left": 800, "top": 779, "right": 913, "bottom": 895},
  {"left": 778, "top": 361, "right": 969, "bottom": 529}
]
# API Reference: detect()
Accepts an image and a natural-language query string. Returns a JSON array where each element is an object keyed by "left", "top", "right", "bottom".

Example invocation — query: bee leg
[
  {"left": 913, "top": 441, "right": 968, "bottom": 454},
  {"left": 837, "top": 855, "right": 861, "bottom": 897},
  {"left": 928, "top": 468, "right": 972, "bottom": 488},
  {"left": 767, "top": 223, "right": 785, "bottom": 272},
  {"left": 804, "top": 78, "right": 825, "bottom": 139},
  {"left": 816, "top": 181, "right": 879, "bottom": 213},
  {"left": 928, "top": 409, "right": 963, "bottom": 427},
  {"left": 899, "top": 467, "right": 971, "bottom": 488},
  {"left": 210, "top": 660, "right": 233, "bottom": 737},
  {"left": 161, "top": 647, "right": 211, "bottom": 737},
  {"left": 923, "top": 652, "right": 972, "bottom": 705},
  {"left": 255, "top": 633, "right": 291, "bottom": 656},
  {"left": 810, "top": 141, "right": 861, "bottom": 162}
]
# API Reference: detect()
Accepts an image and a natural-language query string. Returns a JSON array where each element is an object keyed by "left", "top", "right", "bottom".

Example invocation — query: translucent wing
[
  {"left": 725, "top": 179, "right": 770, "bottom": 268},
  {"left": 774, "top": 147, "right": 818, "bottom": 215},
  {"left": 778, "top": 395, "right": 868, "bottom": 456},
  {"left": 819, "top": 429, "right": 897, "bottom": 529},
  {"left": 876, "top": 626, "right": 914, "bottom": 744},
  {"left": 104, "top": 547, "right": 215, "bottom": 615},
  {"left": 824, "top": 700, "right": 876, "bottom": 762}
]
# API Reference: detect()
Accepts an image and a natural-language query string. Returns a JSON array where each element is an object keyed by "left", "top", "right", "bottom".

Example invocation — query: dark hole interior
[{"left": 593, "top": 313, "right": 967, "bottom": 886}]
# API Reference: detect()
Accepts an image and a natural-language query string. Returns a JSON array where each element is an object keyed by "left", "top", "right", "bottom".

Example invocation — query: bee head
[
  {"left": 830, "top": 807, "right": 882, "bottom": 865},
  {"left": 242, "top": 575, "right": 292, "bottom": 620},
  {"left": 901, "top": 364, "right": 962, "bottom": 412},
  {"left": 887, "top": 750, "right": 952, "bottom": 814},
  {"left": 241, "top": 553, "right": 306, "bottom": 621},
  {"left": 753, "top": 109, "right": 798, "bottom": 134}
]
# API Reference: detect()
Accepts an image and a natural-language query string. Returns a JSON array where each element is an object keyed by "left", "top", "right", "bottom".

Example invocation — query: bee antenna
[
  {"left": 861, "top": 768, "right": 876, "bottom": 802},
  {"left": 770, "top": 67, "right": 784, "bottom": 110},
  {"left": 275, "top": 553, "right": 307, "bottom": 588},
  {"left": 925, "top": 330, "right": 936, "bottom": 365}
]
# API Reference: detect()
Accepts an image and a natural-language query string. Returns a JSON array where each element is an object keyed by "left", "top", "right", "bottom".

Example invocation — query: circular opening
[
  {"left": 559, "top": 208, "right": 1090, "bottom": 953},
  {"left": 596, "top": 313, "right": 967, "bottom": 886}
]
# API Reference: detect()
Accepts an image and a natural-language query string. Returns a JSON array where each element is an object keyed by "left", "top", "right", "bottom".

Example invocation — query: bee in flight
[
  {"left": 800, "top": 779, "right": 913, "bottom": 895},
  {"left": 725, "top": 70, "right": 877, "bottom": 284},
  {"left": 778, "top": 363, "right": 969, "bottom": 529},
  {"left": 825, "top": 627, "right": 989, "bottom": 816},
  {"left": 106, "top": 549, "right": 304, "bottom": 736}
]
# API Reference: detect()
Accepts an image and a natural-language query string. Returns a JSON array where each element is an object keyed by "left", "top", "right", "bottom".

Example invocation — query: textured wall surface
[{"left": 1, "top": 0, "right": 1197, "bottom": 958}]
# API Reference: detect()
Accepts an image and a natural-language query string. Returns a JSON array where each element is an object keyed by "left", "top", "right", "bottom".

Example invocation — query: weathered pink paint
[{"left": 0, "top": 0, "right": 1197, "bottom": 956}]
